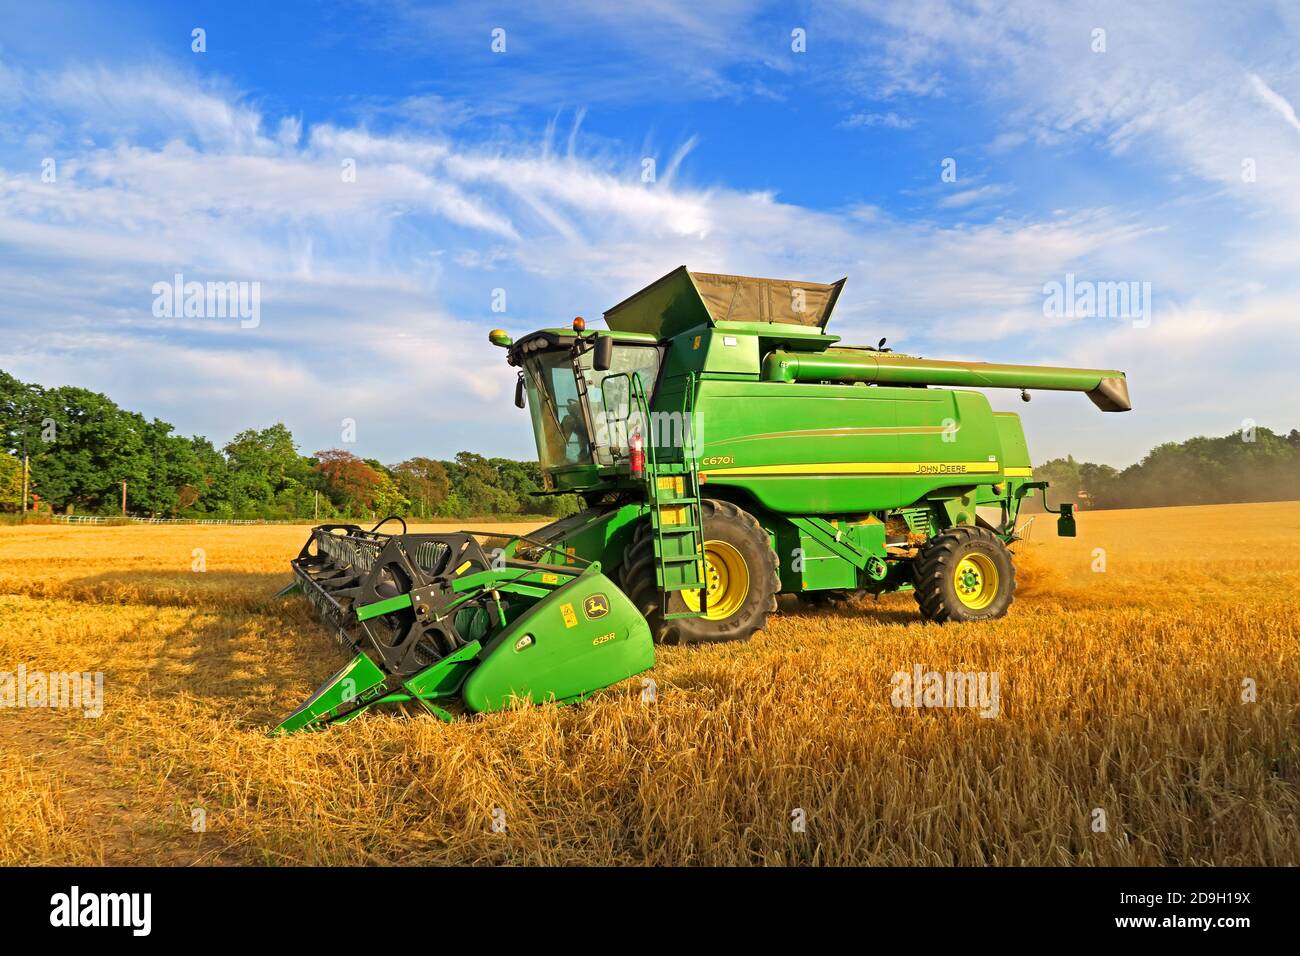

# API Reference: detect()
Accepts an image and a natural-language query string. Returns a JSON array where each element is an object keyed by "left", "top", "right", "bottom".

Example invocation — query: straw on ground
[{"left": 1, "top": 503, "right": 1296, "bottom": 865}]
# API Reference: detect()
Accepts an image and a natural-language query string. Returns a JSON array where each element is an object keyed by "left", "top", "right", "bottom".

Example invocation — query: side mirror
[
  {"left": 1056, "top": 503, "right": 1076, "bottom": 537},
  {"left": 514, "top": 373, "right": 526, "bottom": 409},
  {"left": 593, "top": 335, "right": 614, "bottom": 372}
]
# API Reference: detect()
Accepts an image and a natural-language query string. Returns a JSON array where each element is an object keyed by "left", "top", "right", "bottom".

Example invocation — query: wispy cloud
[
  {"left": 1248, "top": 72, "right": 1300, "bottom": 134},
  {"left": 936, "top": 184, "right": 1011, "bottom": 208},
  {"left": 840, "top": 111, "right": 916, "bottom": 129}
]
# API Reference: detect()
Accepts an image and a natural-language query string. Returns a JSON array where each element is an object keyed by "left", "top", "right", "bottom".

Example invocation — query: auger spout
[{"left": 761, "top": 350, "right": 1131, "bottom": 411}]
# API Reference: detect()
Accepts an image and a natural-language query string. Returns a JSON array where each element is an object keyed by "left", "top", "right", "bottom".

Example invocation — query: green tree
[
  {"left": 132, "top": 419, "right": 205, "bottom": 516},
  {"left": 0, "top": 370, "right": 35, "bottom": 457},
  {"left": 0, "top": 453, "right": 21, "bottom": 510},
  {"left": 26, "top": 387, "right": 149, "bottom": 513},
  {"left": 370, "top": 471, "right": 409, "bottom": 517},
  {"left": 393, "top": 457, "right": 451, "bottom": 518},
  {"left": 1077, "top": 461, "right": 1118, "bottom": 510},
  {"left": 185, "top": 437, "right": 231, "bottom": 515},
  {"left": 223, "top": 423, "right": 301, "bottom": 516},
  {"left": 449, "top": 452, "right": 516, "bottom": 515}
]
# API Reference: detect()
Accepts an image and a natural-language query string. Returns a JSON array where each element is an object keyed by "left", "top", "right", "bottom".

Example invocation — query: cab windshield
[{"left": 522, "top": 342, "right": 660, "bottom": 472}]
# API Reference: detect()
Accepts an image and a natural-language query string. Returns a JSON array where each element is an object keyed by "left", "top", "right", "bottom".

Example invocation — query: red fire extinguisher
[{"left": 629, "top": 429, "right": 645, "bottom": 478}]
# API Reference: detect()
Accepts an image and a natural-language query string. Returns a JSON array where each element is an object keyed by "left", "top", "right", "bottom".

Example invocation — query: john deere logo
[{"left": 583, "top": 594, "right": 610, "bottom": 620}]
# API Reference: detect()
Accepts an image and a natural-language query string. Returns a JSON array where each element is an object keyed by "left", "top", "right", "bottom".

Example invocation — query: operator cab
[{"left": 501, "top": 324, "right": 661, "bottom": 489}]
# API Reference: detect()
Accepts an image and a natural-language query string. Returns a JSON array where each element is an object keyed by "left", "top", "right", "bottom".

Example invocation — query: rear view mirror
[
  {"left": 514, "top": 373, "right": 526, "bottom": 409},
  {"left": 594, "top": 335, "right": 614, "bottom": 372}
]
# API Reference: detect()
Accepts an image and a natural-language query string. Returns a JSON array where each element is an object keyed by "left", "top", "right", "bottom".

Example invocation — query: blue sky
[{"left": 2, "top": 1, "right": 1299, "bottom": 466}]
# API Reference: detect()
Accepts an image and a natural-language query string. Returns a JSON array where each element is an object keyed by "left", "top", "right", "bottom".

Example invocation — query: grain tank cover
[{"left": 603, "top": 265, "right": 846, "bottom": 341}]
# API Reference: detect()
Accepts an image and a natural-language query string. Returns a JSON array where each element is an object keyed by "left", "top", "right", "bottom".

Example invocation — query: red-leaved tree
[{"left": 314, "top": 449, "right": 384, "bottom": 513}]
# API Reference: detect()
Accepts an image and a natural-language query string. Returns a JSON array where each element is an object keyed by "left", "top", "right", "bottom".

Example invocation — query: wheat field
[{"left": 0, "top": 502, "right": 1297, "bottom": 866}]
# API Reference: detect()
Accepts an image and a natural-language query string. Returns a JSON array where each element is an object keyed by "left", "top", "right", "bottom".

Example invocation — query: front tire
[
  {"left": 913, "top": 525, "right": 1016, "bottom": 623},
  {"left": 619, "top": 499, "right": 779, "bottom": 645}
]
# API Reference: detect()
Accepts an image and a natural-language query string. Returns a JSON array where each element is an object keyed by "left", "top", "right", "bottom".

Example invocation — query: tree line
[
  {"left": 0, "top": 370, "right": 578, "bottom": 520},
  {"left": 1029, "top": 426, "right": 1300, "bottom": 511}
]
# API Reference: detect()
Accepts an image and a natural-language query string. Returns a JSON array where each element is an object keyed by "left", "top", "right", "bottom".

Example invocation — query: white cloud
[
  {"left": 1247, "top": 72, "right": 1300, "bottom": 134},
  {"left": 936, "top": 185, "right": 1010, "bottom": 209},
  {"left": 42, "top": 64, "right": 274, "bottom": 152},
  {"left": 840, "top": 111, "right": 916, "bottom": 129}
]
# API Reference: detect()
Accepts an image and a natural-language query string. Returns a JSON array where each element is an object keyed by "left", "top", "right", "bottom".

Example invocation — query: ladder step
[{"left": 643, "top": 369, "right": 707, "bottom": 621}]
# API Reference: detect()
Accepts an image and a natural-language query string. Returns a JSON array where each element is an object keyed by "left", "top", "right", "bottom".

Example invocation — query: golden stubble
[{"left": 0, "top": 505, "right": 1296, "bottom": 866}]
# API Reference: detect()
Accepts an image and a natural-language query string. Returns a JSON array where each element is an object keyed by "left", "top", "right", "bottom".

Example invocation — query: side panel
[
  {"left": 461, "top": 571, "right": 654, "bottom": 713},
  {"left": 894, "top": 390, "right": 1004, "bottom": 505},
  {"left": 994, "top": 412, "right": 1032, "bottom": 473},
  {"left": 693, "top": 380, "right": 1010, "bottom": 514},
  {"left": 695, "top": 379, "right": 900, "bottom": 511}
]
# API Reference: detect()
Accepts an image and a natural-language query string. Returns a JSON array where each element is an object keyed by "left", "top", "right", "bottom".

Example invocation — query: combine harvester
[{"left": 276, "top": 268, "right": 1130, "bottom": 732}]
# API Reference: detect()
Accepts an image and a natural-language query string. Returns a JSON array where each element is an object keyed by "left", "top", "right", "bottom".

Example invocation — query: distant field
[{"left": 1, "top": 503, "right": 1297, "bottom": 865}]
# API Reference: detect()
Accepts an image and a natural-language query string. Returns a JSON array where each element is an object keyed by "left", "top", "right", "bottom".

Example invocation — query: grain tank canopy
[{"left": 602, "top": 266, "right": 847, "bottom": 338}]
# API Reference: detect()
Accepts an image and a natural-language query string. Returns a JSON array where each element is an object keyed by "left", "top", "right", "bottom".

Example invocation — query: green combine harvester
[{"left": 275, "top": 268, "right": 1130, "bottom": 732}]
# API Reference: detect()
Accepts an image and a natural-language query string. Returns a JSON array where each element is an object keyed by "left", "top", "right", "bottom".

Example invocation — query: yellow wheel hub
[
  {"left": 683, "top": 539, "right": 750, "bottom": 620},
  {"left": 953, "top": 553, "right": 999, "bottom": 610}
]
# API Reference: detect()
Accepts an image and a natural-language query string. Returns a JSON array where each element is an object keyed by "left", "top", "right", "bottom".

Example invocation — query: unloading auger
[
  {"left": 276, "top": 267, "right": 1131, "bottom": 732},
  {"left": 273, "top": 518, "right": 653, "bottom": 732}
]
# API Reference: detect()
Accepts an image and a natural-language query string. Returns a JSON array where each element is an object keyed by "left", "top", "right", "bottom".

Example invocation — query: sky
[{"left": 1, "top": 0, "right": 1298, "bottom": 467}]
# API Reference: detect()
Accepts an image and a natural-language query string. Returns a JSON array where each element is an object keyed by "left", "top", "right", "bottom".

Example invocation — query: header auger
[{"left": 275, "top": 267, "right": 1129, "bottom": 731}]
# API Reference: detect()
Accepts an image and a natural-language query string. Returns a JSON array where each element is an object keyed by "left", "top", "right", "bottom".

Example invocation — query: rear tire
[
  {"left": 619, "top": 499, "right": 779, "bottom": 645},
  {"left": 913, "top": 525, "right": 1015, "bottom": 623}
]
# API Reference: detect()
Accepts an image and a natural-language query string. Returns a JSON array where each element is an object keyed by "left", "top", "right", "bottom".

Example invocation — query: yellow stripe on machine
[
  {"left": 700, "top": 461, "right": 1003, "bottom": 478},
  {"left": 1003, "top": 467, "right": 1034, "bottom": 477}
]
